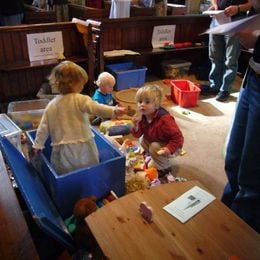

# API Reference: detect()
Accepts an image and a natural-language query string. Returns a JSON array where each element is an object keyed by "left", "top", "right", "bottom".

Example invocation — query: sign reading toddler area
[
  {"left": 26, "top": 31, "right": 64, "bottom": 62},
  {"left": 152, "top": 25, "right": 176, "bottom": 48}
]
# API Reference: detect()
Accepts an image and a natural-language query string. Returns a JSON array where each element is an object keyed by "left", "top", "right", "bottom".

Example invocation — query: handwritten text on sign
[
  {"left": 152, "top": 25, "right": 176, "bottom": 48},
  {"left": 27, "top": 31, "right": 64, "bottom": 62}
]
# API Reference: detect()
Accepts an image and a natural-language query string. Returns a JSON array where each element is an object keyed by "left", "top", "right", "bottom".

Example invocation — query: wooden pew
[
  {"left": 0, "top": 150, "right": 39, "bottom": 260},
  {"left": 24, "top": 4, "right": 57, "bottom": 24},
  {"left": 0, "top": 22, "right": 95, "bottom": 103},
  {"left": 69, "top": 3, "right": 110, "bottom": 20},
  {"left": 88, "top": 15, "right": 211, "bottom": 77},
  {"left": 68, "top": 3, "right": 156, "bottom": 20}
]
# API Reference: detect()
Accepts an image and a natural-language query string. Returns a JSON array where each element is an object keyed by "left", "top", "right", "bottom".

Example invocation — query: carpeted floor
[{"left": 116, "top": 74, "right": 243, "bottom": 199}]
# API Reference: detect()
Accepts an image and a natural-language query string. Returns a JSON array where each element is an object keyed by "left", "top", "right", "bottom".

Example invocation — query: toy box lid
[
  {"left": 8, "top": 99, "right": 49, "bottom": 113},
  {"left": 0, "top": 136, "right": 75, "bottom": 251},
  {"left": 0, "top": 114, "right": 21, "bottom": 137},
  {"left": 162, "top": 59, "right": 192, "bottom": 68}
]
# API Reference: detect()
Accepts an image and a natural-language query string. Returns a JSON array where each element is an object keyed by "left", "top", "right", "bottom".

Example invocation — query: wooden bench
[
  {"left": 0, "top": 22, "right": 95, "bottom": 103},
  {"left": 24, "top": 4, "right": 57, "bottom": 24},
  {"left": 68, "top": 3, "right": 156, "bottom": 20},
  {"left": 88, "top": 15, "right": 211, "bottom": 77},
  {"left": 69, "top": 3, "right": 110, "bottom": 20}
]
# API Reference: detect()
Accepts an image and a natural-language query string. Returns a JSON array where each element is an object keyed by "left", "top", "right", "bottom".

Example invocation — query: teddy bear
[{"left": 72, "top": 196, "right": 98, "bottom": 252}]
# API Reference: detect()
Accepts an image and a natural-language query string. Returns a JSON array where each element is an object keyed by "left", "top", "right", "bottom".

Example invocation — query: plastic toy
[
  {"left": 139, "top": 201, "right": 153, "bottom": 223},
  {"left": 99, "top": 119, "right": 133, "bottom": 135},
  {"left": 145, "top": 167, "right": 158, "bottom": 181}
]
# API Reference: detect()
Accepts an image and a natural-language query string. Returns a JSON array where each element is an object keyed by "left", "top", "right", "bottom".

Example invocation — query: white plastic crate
[
  {"left": 7, "top": 99, "right": 49, "bottom": 129},
  {"left": 0, "top": 114, "right": 22, "bottom": 152}
]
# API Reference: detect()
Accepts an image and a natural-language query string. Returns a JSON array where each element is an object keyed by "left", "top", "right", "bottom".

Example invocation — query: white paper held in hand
[{"left": 201, "top": 14, "right": 260, "bottom": 35}]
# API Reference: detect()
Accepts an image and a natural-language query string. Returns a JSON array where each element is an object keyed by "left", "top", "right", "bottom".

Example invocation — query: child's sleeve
[{"left": 33, "top": 112, "right": 49, "bottom": 150}]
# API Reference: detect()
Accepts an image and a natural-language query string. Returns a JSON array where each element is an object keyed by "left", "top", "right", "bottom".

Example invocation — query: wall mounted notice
[
  {"left": 27, "top": 31, "right": 64, "bottom": 62},
  {"left": 152, "top": 25, "right": 176, "bottom": 48}
]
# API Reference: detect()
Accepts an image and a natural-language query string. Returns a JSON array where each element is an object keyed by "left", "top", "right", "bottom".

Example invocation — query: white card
[{"left": 163, "top": 186, "right": 216, "bottom": 223}]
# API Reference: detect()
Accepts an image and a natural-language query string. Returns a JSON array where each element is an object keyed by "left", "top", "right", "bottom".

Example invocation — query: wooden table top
[{"left": 86, "top": 180, "right": 260, "bottom": 260}]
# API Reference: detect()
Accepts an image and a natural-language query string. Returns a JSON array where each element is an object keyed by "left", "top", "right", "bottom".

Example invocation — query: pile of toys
[{"left": 119, "top": 139, "right": 187, "bottom": 194}]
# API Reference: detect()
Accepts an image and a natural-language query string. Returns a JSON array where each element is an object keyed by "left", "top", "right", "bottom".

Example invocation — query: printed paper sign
[
  {"left": 27, "top": 31, "right": 64, "bottom": 62},
  {"left": 152, "top": 25, "right": 176, "bottom": 48},
  {"left": 163, "top": 186, "right": 216, "bottom": 223}
]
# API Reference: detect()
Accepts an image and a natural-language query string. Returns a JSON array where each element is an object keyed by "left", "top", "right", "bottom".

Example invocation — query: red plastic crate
[{"left": 170, "top": 80, "right": 201, "bottom": 107}]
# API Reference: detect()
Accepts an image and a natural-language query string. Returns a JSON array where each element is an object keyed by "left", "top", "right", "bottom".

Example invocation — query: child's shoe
[{"left": 158, "top": 167, "right": 172, "bottom": 178}]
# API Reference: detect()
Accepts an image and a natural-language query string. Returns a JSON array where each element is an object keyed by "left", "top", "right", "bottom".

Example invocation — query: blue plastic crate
[
  {"left": 0, "top": 136, "right": 75, "bottom": 251},
  {"left": 105, "top": 62, "right": 147, "bottom": 90},
  {"left": 26, "top": 127, "right": 126, "bottom": 218}
]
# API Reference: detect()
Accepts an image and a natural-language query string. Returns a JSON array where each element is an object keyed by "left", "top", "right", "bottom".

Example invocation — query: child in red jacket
[{"left": 131, "top": 85, "right": 184, "bottom": 177}]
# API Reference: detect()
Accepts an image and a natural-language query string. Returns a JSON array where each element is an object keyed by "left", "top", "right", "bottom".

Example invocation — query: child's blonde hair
[
  {"left": 96, "top": 72, "right": 115, "bottom": 88},
  {"left": 48, "top": 61, "right": 88, "bottom": 94},
  {"left": 135, "top": 85, "right": 163, "bottom": 108}
]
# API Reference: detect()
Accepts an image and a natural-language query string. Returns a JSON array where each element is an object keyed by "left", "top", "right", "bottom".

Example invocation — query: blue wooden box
[{"left": 27, "top": 127, "right": 126, "bottom": 218}]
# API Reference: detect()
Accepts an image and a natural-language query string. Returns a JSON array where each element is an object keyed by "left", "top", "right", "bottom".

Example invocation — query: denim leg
[
  {"left": 209, "top": 34, "right": 225, "bottom": 90},
  {"left": 220, "top": 34, "right": 241, "bottom": 92},
  {"left": 223, "top": 70, "right": 260, "bottom": 232},
  {"left": 231, "top": 188, "right": 260, "bottom": 233},
  {"left": 237, "top": 72, "right": 260, "bottom": 187},
  {"left": 222, "top": 84, "right": 248, "bottom": 206},
  {"left": 0, "top": 13, "right": 24, "bottom": 26}
]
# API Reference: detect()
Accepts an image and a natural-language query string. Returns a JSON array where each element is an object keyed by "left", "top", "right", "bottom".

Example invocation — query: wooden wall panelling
[
  {"left": 88, "top": 15, "right": 211, "bottom": 76},
  {"left": 0, "top": 22, "right": 93, "bottom": 102}
]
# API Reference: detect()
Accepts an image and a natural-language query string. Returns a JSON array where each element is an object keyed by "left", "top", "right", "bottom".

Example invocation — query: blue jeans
[
  {"left": 0, "top": 13, "right": 24, "bottom": 26},
  {"left": 208, "top": 20, "right": 241, "bottom": 92},
  {"left": 222, "top": 69, "right": 260, "bottom": 233}
]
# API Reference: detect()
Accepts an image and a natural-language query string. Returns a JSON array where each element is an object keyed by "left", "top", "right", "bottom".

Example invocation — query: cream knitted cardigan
[{"left": 33, "top": 93, "right": 115, "bottom": 149}]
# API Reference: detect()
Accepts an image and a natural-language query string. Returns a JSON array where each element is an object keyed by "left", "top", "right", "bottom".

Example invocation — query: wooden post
[{"left": 185, "top": 0, "right": 201, "bottom": 14}]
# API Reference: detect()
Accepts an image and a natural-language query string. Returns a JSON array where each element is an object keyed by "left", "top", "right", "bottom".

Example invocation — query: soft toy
[
  {"left": 145, "top": 167, "right": 158, "bottom": 181},
  {"left": 99, "top": 119, "right": 133, "bottom": 135},
  {"left": 73, "top": 196, "right": 98, "bottom": 251}
]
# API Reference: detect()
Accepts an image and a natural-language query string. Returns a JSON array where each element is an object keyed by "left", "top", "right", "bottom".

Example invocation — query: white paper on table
[
  {"left": 201, "top": 14, "right": 260, "bottom": 35},
  {"left": 163, "top": 186, "right": 216, "bottom": 223}
]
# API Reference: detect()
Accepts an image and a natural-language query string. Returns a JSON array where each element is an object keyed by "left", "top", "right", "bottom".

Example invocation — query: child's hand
[
  {"left": 114, "top": 105, "right": 127, "bottom": 116},
  {"left": 31, "top": 148, "right": 41, "bottom": 157},
  {"left": 157, "top": 147, "right": 171, "bottom": 156},
  {"left": 132, "top": 112, "right": 142, "bottom": 129}
]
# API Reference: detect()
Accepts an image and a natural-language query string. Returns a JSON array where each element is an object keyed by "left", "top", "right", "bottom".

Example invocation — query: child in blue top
[
  {"left": 92, "top": 72, "right": 117, "bottom": 106},
  {"left": 92, "top": 72, "right": 117, "bottom": 125}
]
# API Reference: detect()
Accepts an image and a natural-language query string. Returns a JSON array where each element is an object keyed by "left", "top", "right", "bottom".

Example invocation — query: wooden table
[{"left": 86, "top": 181, "right": 260, "bottom": 260}]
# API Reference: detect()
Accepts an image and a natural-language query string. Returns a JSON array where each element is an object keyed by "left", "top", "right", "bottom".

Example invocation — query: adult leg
[
  {"left": 223, "top": 71, "right": 260, "bottom": 227},
  {"left": 222, "top": 74, "right": 249, "bottom": 206},
  {"left": 0, "top": 13, "right": 24, "bottom": 26},
  {"left": 209, "top": 33, "right": 225, "bottom": 91},
  {"left": 219, "top": 34, "right": 241, "bottom": 93}
]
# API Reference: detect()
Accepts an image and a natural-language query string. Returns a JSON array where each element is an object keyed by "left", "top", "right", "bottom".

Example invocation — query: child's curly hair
[
  {"left": 135, "top": 85, "right": 163, "bottom": 108},
  {"left": 48, "top": 61, "right": 88, "bottom": 94}
]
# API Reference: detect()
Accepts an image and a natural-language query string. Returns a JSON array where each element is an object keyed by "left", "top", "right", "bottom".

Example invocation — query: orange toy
[{"left": 145, "top": 167, "right": 158, "bottom": 181}]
